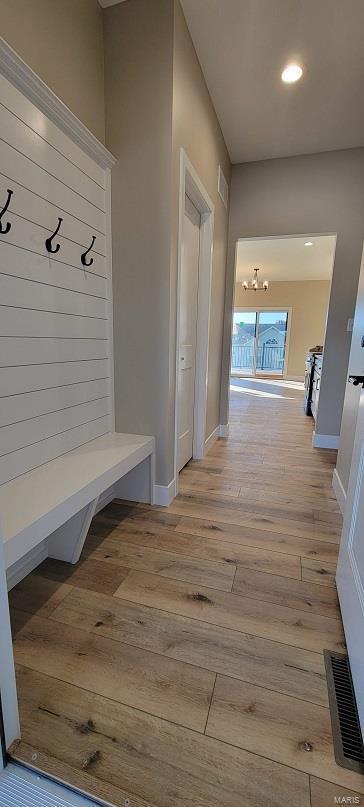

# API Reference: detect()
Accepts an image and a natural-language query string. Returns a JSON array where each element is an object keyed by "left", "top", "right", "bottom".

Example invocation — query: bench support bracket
[{"left": 47, "top": 498, "right": 98, "bottom": 564}]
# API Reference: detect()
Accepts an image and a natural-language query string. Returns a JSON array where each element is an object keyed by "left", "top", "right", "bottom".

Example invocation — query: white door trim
[{"left": 174, "top": 149, "right": 214, "bottom": 490}]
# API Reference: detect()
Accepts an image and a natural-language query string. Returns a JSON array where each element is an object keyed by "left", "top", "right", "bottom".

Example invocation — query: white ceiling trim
[{"left": 0, "top": 37, "right": 116, "bottom": 169}]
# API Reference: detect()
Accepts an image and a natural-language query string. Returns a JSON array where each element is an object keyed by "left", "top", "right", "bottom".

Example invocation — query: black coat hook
[
  {"left": 0, "top": 188, "right": 13, "bottom": 235},
  {"left": 46, "top": 217, "right": 63, "bottom": 253},
  {"left": 81, "top": 235, "right": 96, "bottom": 267}
]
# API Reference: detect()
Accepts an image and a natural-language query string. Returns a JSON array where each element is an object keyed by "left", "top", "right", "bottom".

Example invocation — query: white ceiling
[
  {"left": 180, "top": 0, "right": 364, "bottom": 163},
  {"left": 236, "top": 235, "right": 336, "bottom": 283}
]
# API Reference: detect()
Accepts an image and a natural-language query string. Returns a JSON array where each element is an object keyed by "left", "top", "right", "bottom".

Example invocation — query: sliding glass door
[
  {"left": 231, "top": 311, "right": 257, "bottom": 375},
  {"left": 231, "top": 309, "right": 289, "bottom": 377}
]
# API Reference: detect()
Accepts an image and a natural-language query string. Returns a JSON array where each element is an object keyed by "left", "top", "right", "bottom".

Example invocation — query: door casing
[
  {"left": 177, "top": 194, "right": 200, "bottom": 472},
  {"left": 174, "top": 149, "right": 215, "bottom": 491}
]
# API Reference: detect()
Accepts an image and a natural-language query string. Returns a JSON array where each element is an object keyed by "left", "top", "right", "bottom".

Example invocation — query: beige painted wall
[
  {"left": 171, "top": 0, "right": 231, "bottom": 447},
  {"left": 104, "top": 0, "right": 230, "bottom": 486},
  {"left": 221, "top": 149, "right": 364, "bottom": 442},
  {"left": 0, "top": 0, "right": 105, "bottom": 141},
  {"left": 234, "top": 280, "right": 330, "bottom": 378},
  {"left": 104, "top": 0, "right": 174, "bottom": 487}
]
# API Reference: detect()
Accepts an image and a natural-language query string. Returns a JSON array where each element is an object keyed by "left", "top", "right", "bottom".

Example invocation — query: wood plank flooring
[{"left": 9, "top": 377, "right": 364, "bottom": 805}]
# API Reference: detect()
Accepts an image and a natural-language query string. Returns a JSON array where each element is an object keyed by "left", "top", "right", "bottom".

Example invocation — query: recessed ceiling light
[
  {"left": 304, "top": 241, "right": 313, "bottom": 246},
  {"left": 281, "top": 63, "right": 303, "bottom": 83}
]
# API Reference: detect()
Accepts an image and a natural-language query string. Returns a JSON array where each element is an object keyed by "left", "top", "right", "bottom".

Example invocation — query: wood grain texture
[
  {"left": 11, "top": 609, "right": 214, "bottom": 732},
  {"left": 8, "top": 575, "right": 72, "bottom": 617},
  {"left": 10, "top": 741, "right": 154, "bottom": 807},
  {"left": 166, "top": 491, "right": 341, "bottom": 541},
  {"left": 175, "top": 515, "right": 340, "bottom": 559},
  {"left": 206, "top": 676, "right": 364, "bottom": 793},
  {"left": 89, "top": 523, "right": 302, "bottom": 580},
  {"left": 115, "top": 571, "right": 345, "bottom": 654},
  {"left": 87, "top": 536, "right": 237, "bottom": 590},
  {"left": 310, "top": 776, "right": 363, "bottom": 806},
  {"left": 14, "top": 666, "right": 311, "bottom": 807},
  {"left": 50, "top": 586, "right": 329, "bottom": 705},
  {"left": 302, "top": 558, "right": 337, "bottom": 588},
  {"left": 232, "top": 567, "right": 340, "bottom": 618},
  {"left": 36, "top": 556, "right": 130, "bottom": 595}
]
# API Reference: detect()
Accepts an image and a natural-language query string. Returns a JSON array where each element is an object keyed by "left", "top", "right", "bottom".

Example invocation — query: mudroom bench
[{"left": 0, "top": 432, "right": 155, "bottom": 589}]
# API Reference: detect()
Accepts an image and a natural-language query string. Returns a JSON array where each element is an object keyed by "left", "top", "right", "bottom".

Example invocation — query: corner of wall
[{"left": 332, "top": 467, "right": 346, "bottom": 515}]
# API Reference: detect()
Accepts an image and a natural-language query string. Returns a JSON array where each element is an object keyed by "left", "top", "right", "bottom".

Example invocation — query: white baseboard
[
  {"left": 205, "top": 425, "right": 220, "bottom": 452},
  {"left": 332, "top": 468, "right": 346, "bottom": 515},
  {"left": 312, "top": 432, "right": 340, "bottom": 449},
  {"left": 6, "top": 542, "right": 48, "bottom": 590},
  {"left": 205, "top": 424, "right": 230, "bottom": 451},
  {"left": 153, "top": 478, "right": 176, "bottom": 507}
]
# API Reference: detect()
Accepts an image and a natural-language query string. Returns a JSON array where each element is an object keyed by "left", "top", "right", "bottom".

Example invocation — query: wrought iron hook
[
  {"left": 81, "top": 235, "right": 96, "bottom": 267},
  {"left": 45, "top": 217, "right": 63, "bottom": 254},
  {"left": 0, "top": 189, "right": 13, "bottom": 235}
]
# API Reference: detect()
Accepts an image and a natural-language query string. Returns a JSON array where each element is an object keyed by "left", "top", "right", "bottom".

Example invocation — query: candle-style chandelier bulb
[{"left": 242, "top": 267, "right": 269, "bottom": 292}]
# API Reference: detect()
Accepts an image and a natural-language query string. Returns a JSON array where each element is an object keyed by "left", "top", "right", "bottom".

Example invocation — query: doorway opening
[
  {"left": 226, "top": 232, "right": 341, "bottom": 472},
  {"left": 232, "top": 308, "right": 290, "bottom": 378},
  {"left": 229, "top": 234, "right": 336, "bottom": 426}
]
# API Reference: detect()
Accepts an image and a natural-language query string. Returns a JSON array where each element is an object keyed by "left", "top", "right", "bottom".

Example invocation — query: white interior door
[
  {"left": 336, "top": 249, "right": 364, "bottom": 740},
  {"left": 177, "top": 194, "right": 200, "bottom": 473}
]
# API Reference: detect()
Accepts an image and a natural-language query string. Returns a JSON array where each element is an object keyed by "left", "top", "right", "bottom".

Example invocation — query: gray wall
[
  {"left": 221, "top": 149, "right": 364, "bottom": 443},
  {"left": 104, "top": 0, "right": 174, "bottom": 487},
  {"left": 104, "top": 0, "right": 230, "bottom": 487},
  {"left": 170, "top": 0, "right": 231, "bottom": 449},
  {"left": 0, "top": 0, "right": 105, "bottom": 142}
]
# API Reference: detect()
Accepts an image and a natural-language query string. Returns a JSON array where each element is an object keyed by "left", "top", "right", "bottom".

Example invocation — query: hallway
[{"left": 8, "top": 380, "right": 364, "bottom": 806}]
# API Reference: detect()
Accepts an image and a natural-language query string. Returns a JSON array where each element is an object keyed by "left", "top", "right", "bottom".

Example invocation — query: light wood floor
[{"left": 9, "top": 378, "right": 364, "bottom": 806}]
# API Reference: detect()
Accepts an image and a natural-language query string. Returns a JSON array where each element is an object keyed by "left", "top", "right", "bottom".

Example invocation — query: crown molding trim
[{"left": 0, "top": 36, "right": 116, "bottom": 170}]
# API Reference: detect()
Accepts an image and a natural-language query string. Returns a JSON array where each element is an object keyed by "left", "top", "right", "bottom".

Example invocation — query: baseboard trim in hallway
[
  {"left": 218, "top": 423, "right": 229, "bottom": 438},
  {"left": 153, "top": 478, "right": 176, "bottom": 506},
  {"left": 313, "top": 431, "right": 340, "bottom": 449},
  {"left": 204, "top": 425, "right": 220, "bottom": 453},
  {"left": 204, "top": 424, "right": 229, "bottom": 451}
]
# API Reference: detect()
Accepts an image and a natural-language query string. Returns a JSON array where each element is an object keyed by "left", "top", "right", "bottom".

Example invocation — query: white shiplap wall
[{"left": 0, "top": 73, "right": 114, "bottom": 486}]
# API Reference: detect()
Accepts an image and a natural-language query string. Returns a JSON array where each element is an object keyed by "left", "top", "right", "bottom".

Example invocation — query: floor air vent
[{"left": 324, "top": 650, "right": 364, "bottom": 773}]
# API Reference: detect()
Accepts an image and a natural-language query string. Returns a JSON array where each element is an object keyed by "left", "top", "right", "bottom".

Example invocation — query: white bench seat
[{"left": 0, "top": 432, "right": 155, "bottom": 583}]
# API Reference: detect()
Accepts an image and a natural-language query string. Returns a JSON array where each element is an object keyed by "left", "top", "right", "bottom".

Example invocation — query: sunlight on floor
[
  {"left": 231, "top": 376, "right": 304, "bottom": 391},
  {"left": 229, "top": 383, "right": 295, "bottom": 400}
]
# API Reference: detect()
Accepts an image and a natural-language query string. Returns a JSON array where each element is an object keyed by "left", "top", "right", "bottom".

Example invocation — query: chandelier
[{"left": 242, "top": 267, "right": 269, "bottom": 292}]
